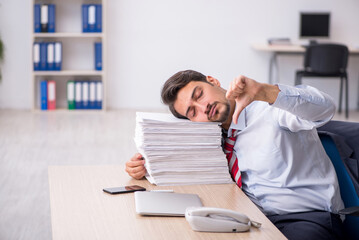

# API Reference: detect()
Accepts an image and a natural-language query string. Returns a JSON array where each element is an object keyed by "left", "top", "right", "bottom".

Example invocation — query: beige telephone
[{"left": 185, "top": 207, "right": 261, "bottom": 233}]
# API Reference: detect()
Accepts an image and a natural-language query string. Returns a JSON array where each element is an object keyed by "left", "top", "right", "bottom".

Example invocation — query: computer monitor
[{"left": 300, "top": 12, "right": 330, "bottom": 39}]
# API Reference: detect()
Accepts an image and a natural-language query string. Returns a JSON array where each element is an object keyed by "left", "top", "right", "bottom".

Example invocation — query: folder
[
  {"left": 40, "top": 5, "right": 48, "bottom": 32},
  {"left": 40, "top": 42, "right": 47, "bottom": 71},
  {"left": 34, "top": 4, "right": 41, "bottom": 33},
  {"left": 82, "top": 81, "right": 89, "bottom": 109},
  {"left": 47, "top": 80, "right": 56, "bottom": 110},
  {"left": 48, "top": 4, "right": 56, "bottom": 33},
  {"left": 95, "top": 42, "right": 102, "bottom": 71},
  {"left": 95, "top": 4, "right": 102, "bottom": 32},
  {"left": 47, "top": 42, "right": 54, "bottom": 71},
  {"left": 67, "top": 81, "right": 75, "bottom": 110},
  {"left": 75, "top": 81, "right": 82, "bottom": 109},
  {"left": 89, "top": 81, "right": 96, "bottom": 109},
  {"left": 54, "top": 42, "right": 62, "bottom": 71},
  {"left": 33, "top": 43, "right": 40, "bottom": 71},
  {"left": 82, "top": 4, "right": 89, "bottom": 32},
  {"left": 40, "top": 80, "right": 47, "bottom": 110},
  {"left": 96, "top": 81, "right": 102, "bottom": 109},
  {"left": 88, "top": 5, "right": 96, "bottom": 32}
]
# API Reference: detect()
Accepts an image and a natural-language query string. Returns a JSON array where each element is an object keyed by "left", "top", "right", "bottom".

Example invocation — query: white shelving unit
[{"left": 31, "top": 0, "right": 107, "bottom": 111}]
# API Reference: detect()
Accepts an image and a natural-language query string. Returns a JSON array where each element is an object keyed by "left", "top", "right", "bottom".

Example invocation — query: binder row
[
  {"left": 67, "top": 81, "right": 103, "bottom": 110},
  {"left": 34, "top": 42, "right": 62, "bottom": 71},
  {"left": 40, "top": 80, "right": 56, "bottom": 110},
  {"left": 34, "top": 4, "right": 55, "bottom": 33},
  {"left": 82, "top": 4, "right": 102, "bottom": 33}
]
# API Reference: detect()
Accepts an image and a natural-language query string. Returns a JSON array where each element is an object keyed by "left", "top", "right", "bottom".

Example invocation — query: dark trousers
[{"left": 267, "top": 211, "right": 344, "bottom": 240}]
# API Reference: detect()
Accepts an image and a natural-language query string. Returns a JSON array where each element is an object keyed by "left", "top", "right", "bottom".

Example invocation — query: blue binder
[
  {"left": 95, "top": 42, "right": 102, "bottom": 71},
  {"left": 82, "top": 81, "right": 89, "bottom": 109},
  {"left": 89, "top": 81, "right": 96, "bottom": 109},
  {"left": 40, "top": 42, "right": 48, "bottom": 70},
  {"left": 40, "top": 4, "right": 48, "bottom": 32},
  {"left": 48, "top": 4, "right": 56, "bottom": 33},
  {"left": 95, "top": 81, "right": 102, "bottom": 109},
  {"left": 33, "top": 42, "right": 40, "bottom": 71},
  {"left": 95, "top": 4, "right": 102, "bottom": 32},
  {"left": 40, "top": 80, "right": 48, "bottom": 110},
  {"left": 75, "top": 81, "right": 83, "bottom": 109},
  {"left": 82, "top": 4, "right": 89, "bottom": 32},
  {"left": 54, "top": 42, "right": 62, "bottom": 71},
  {"left": 34, "top": 4, "right": 41, "bottom": 33},
  {"left": 88, "top": 5, "right": 96, "bottom": 32},
  {"left": 47, "top": 42, "right": 55, "bottom": 71}
]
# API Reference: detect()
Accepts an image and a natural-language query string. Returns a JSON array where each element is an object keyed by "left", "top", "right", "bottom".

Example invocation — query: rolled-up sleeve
[{"left": 270, "top": 84, "right": 336, "bottom": 132}]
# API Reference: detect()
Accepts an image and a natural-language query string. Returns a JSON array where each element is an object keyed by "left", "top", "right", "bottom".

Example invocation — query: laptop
[{"left": 134, "top": 191, "right": 203, "bottom": 216}]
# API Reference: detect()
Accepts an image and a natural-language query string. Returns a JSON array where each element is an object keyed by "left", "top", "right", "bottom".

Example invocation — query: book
[
  {"left": 95, "top": 42, "right": 102, "bottom": 71},
  {"left": 67, "top": 81, "right": 75, "bottom": 110},
  {"left": 47, "top": 80, "right": 56, "bottom": 110}
]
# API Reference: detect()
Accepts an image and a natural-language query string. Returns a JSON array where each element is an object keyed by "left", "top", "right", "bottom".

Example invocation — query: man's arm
[
  {"left": 225, "top": 75, "right": 335, "bottom": 129},
  {"left": 226, "top": 75, "right": 280, "bottom": 124},
  {"left": 271, "top": 84, "right": 335, "bottom": 131}
]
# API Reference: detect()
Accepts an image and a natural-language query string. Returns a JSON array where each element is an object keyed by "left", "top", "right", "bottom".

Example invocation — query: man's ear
[{"left": 206, "top": 76, "right": 221, "bottom": 87}]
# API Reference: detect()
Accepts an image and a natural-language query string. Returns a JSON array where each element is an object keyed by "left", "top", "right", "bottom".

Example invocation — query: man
[{"left": 126, "top": 70, "right": 344, "bottom": 240}]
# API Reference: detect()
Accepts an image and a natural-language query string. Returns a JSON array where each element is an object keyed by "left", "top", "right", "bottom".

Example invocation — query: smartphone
[{"left": 103, "top": 185, "right": 146, "bottom": 194}]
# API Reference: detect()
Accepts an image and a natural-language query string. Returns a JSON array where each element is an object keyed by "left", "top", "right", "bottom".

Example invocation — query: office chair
[
  {"left": 295, "top": 44, "right": 349, "bottom": 118},
  {"left": 318, "top": 121, "right": 359, "bottom": 240}
]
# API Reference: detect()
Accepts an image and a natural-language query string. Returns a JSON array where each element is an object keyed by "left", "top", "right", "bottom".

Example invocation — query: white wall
[{"left": 1, "top": 0, "right": 359, "bottom": 110}]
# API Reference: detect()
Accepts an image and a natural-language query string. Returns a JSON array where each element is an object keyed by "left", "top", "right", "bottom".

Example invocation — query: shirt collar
[{"left": 227, "top": 108, "right": 246, "bottom": 137}]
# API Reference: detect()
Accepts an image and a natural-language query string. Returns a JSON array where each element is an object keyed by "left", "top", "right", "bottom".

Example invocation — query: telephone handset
[{"left": 185, "top": 207, "right": 261, "bottom": 233}]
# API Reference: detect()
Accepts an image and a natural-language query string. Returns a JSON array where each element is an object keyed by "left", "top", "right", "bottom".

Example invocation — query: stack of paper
[{"left": 134, "top": 112, "right": 233, "bottom": 186}]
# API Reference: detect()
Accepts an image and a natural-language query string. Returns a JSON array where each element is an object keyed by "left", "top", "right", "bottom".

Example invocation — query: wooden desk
[
  {"left": 48, "top": 165, "right": 286, "bottom": 240},
  {"left": 252, "top": 43, "right": 359, "bottom": 84}
]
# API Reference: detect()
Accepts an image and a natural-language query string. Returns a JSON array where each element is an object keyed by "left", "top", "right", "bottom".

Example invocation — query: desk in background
[
  {"left": 252, "top": 43, "right": 359, "bottom": 84},
  {"left": 48, "top": 165, "right": 286, "bottom": 240}
]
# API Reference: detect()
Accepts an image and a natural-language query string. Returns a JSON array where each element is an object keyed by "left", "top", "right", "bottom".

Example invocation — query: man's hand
[
  {"left": 226, "top": 75, "right": 280, "bottom": 124},
  {"left": 125, "top": 153, "right": 147, "bottom": 180}
]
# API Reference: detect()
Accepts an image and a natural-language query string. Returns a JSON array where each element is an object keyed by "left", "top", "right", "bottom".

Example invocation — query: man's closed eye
[{"left": 195, "top": 89, "right": 203, "bottom": 100}]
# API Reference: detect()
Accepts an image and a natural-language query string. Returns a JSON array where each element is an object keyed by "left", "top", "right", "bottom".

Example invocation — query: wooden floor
[{"left": 0, "top": 109, "right": 358, "bottom": 240}]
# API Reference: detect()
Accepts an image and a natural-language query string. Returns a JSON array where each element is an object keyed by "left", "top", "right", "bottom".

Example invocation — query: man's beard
[{"left": 207, "top": 101, "right": 230, "bottom": 123}]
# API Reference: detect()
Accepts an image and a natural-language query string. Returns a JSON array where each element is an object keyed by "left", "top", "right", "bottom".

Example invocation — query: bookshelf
[{"left": 31, "top": 0, "right": 107, "bottom": 111}]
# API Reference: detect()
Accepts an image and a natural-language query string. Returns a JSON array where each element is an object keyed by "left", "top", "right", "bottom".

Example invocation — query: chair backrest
[
  {"left": 320, "top": 135, "right": 359, "bottom": 240},
  {"left": 304, "top": 44, "right": 349, "bottom": 74}
]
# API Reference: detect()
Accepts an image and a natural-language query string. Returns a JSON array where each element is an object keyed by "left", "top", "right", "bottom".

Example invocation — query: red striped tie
[{"left": 223, "top": 129, "right": 242, "bottom": 187}]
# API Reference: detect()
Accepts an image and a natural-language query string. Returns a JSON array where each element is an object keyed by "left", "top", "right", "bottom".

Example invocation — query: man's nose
[{"left": 193, "top": 102, "right": 210, "bottom": 114}]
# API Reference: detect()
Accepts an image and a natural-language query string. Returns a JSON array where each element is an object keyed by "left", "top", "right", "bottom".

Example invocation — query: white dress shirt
[{"left": 229, "top": 84, "right": 344, "bottom": 216}]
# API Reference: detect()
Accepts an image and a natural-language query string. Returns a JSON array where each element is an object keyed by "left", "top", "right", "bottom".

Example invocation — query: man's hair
[{"left": 161, "top": 70, "right": 208, "bottom": 119}]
